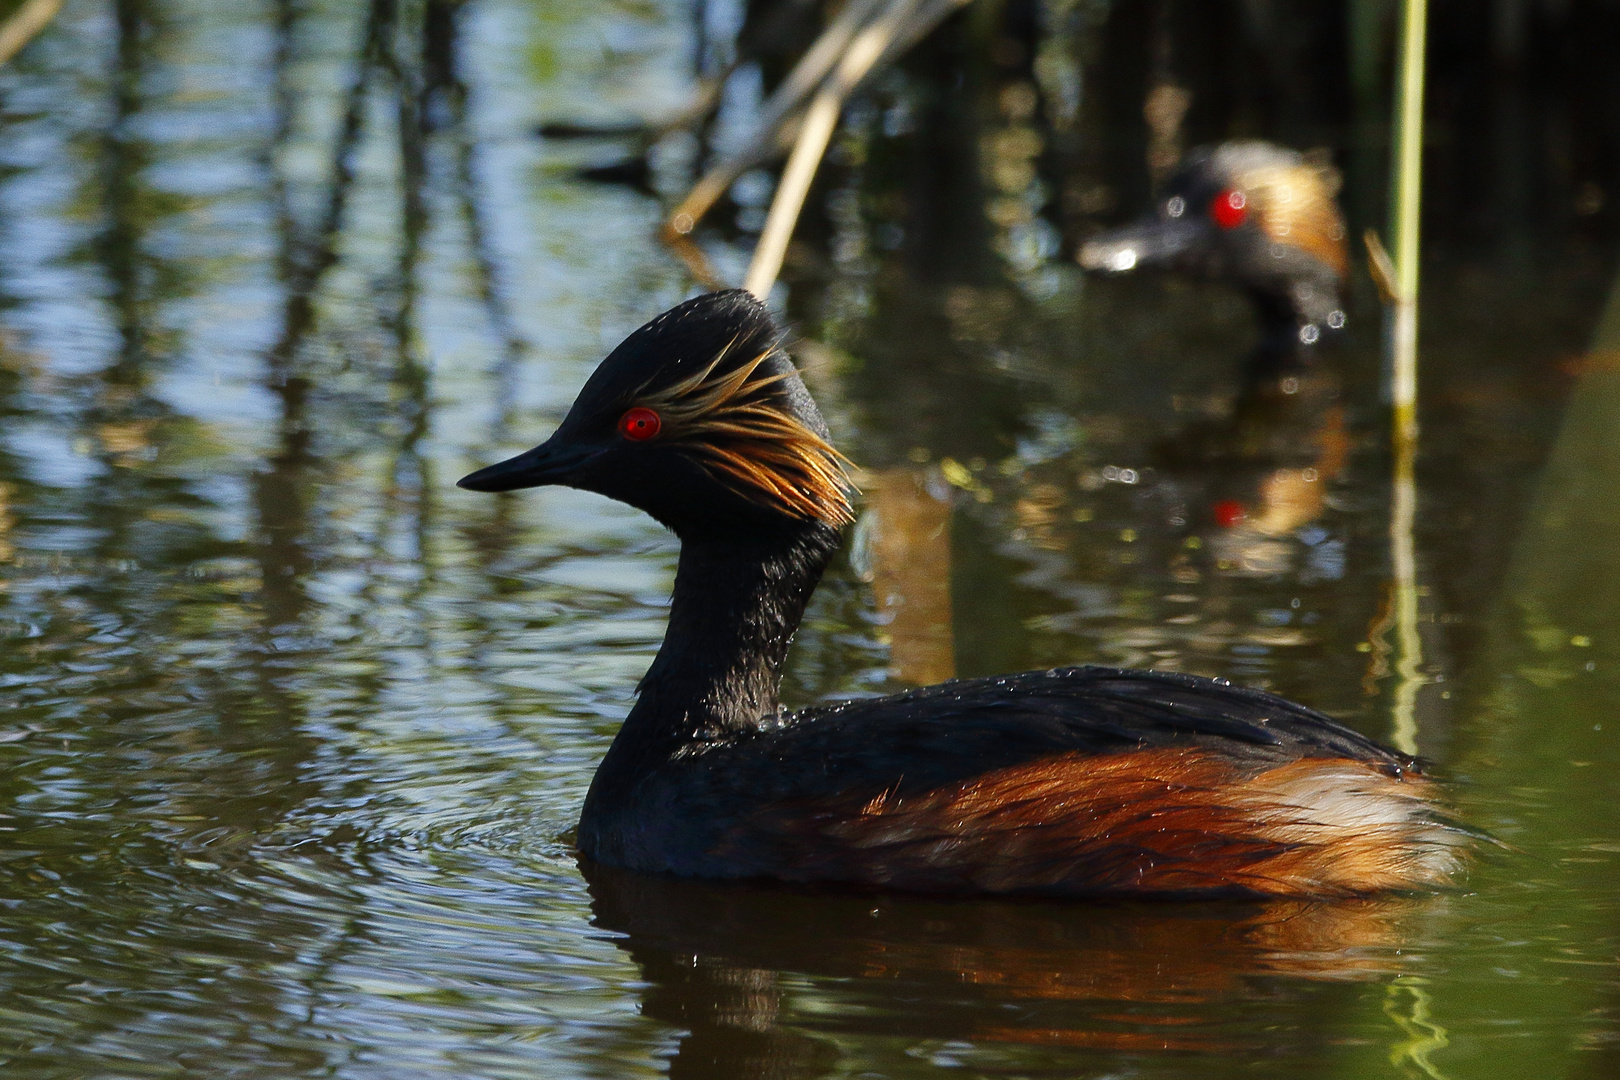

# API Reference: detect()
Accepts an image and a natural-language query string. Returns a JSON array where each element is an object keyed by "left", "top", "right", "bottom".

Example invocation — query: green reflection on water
[{"left": 0, "top": 0, "right": 1617, "bottom": 1077}]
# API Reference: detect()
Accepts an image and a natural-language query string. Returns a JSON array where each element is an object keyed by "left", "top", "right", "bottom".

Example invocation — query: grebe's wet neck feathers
[
  {"left": 631, "top": 520, "right": 841, "bottom": 740},
  {"left": 579, "top": 516, "right": 843, "bottom": 862}
]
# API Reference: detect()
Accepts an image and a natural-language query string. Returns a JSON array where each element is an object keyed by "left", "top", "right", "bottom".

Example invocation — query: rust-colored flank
[{"left": 735, "top": 748, "right": 1465, "bottom": 898}]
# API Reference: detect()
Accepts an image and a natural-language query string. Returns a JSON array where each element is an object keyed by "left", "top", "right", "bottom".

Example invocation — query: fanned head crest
[
  {"left": 459, "top": 291, "right": 855, "bottom": 533},
  {"left": 1211, "top": 142, "right": 1349, "bottom": 279},
  {"left": 633, "top": 331, "right": 855, "bottom": 525}
]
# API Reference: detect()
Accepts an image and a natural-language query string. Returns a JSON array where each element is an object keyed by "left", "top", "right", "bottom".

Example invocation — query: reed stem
[
  {"left": 0, "top": 0, "right": 62, "bottom": 67},
  {"left": 1387, "top": 0, "right": 1428, "bottom": 756},
  {"left": 744, "top": 0, "right": 921, "bottom": 299}
]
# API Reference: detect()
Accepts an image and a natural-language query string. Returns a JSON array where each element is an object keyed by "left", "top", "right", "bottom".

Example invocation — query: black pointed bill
[
  {"left": 457, "top": 439, "right": 603, "bottom": 492},
  {"left": 1078, "top": 216, "right": 1202, "bottom": 273}
]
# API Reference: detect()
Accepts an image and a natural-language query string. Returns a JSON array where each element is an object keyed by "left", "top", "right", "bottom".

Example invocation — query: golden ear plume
[
  {"left": 637, "top": 340, "right": 856, "bottom": 526},
  {"left": 1231, "top": 159, "right": 1349, "bottom": 280}
]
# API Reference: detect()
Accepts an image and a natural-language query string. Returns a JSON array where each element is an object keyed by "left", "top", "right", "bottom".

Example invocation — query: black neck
[
  {"left": 1244, "top": 284, "right": 1342, "bottom": 383},
  {"left": 584, "top": 519, "right": 841, "bottom": 790}
]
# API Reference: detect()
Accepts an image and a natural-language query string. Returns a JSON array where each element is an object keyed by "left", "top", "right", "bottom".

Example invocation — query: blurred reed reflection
[
  {"left": 586, "top": 861, "right": 1440, "bottom": 1078},
  {"left": 861, "top": 467, "right": 955, "bottom": 684}
]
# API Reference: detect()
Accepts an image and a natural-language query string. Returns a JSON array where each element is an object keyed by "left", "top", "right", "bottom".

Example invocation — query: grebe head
[
  {"left": 1079, "top": 141, "right": 1348, "bottom": 329},
  {"left": 458, "top": 290, "right": 853, "bottom": 539}
]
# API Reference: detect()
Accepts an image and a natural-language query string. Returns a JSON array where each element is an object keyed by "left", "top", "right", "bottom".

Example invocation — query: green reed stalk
[
  {"left": 1388, "top": 0, "right": 1428, "bottom": 755},
  {"left": 1390, "top": 0, "right": 1427, "bottom": 434}
]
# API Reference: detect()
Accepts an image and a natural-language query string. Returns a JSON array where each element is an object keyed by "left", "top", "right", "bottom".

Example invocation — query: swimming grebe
[
  {"left": 1079, "top": 141, "right": 1348, "bottom": 383},
  {"left": 459, "top": 290, "right": 1465, "bottom": 897},
  {"left": 1079, "top": 141, "right": 1353, "bottom": 540}
]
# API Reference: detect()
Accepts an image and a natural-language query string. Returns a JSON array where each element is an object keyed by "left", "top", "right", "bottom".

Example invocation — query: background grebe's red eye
[
  {"left": 618, "top": 407, "right": 661, "bottom": 441},
  {"left": 1211, "top": 499, "right": 1247, "bottom": 528},
  {"left": 1210, "top": 188, "right": 1248, "bottom": 229}
]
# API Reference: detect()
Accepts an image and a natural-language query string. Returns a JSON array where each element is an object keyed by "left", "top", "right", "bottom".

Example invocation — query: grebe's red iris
[
  {"left": 1210, "top": 189, "right": 1248, "bottom": 229},
  {"left": 1212, "top": 499, "right": 1247, "bottom": 528},
  {"left": 619, "top": 407, "right": 661, "bottom": 441}
]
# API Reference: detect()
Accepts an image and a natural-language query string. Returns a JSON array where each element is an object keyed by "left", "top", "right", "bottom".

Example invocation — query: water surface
[{"left": 1, "top": 1, "right": 1618, "bottom": 1077}]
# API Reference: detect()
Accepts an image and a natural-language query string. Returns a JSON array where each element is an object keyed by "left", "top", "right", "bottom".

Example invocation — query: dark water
[{"left": 2, "top": 1, "right": 1619, "bottom": 1077}]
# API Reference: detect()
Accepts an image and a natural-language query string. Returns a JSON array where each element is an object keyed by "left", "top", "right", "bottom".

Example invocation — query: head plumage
[
  {"left": 633, "top": 332, "right": 855, "bottom": 526},
  {"left": 1211, "top": 142, "right": 1349, "bottom": 280}
]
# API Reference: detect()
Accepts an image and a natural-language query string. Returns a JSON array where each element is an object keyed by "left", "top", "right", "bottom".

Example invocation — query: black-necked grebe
[
  {"left": 459, "top": 290, "right": 1465, "bottom": 898},
  {"left": 1081, "top": 141, "right": 1354, "bottom": 534},
  {"left": 1080, "top": 141, "right": 1348, "bottom": 382}
]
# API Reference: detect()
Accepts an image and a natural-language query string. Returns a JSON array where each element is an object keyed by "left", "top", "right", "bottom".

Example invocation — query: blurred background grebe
[{"left": 0, "top": 1, "right": 1618, "bottom": 1078}]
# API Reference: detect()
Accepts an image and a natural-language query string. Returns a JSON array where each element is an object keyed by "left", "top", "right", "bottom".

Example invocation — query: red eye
[
  {"left": 1212, "top": 499, "right": 1247, "bottom": 528},
  {"left": 618, "top": 407, "right": 661, "bottom": 441},
  {"left": 1210, "top": 188, "right": 1248, "bottom": 229}
]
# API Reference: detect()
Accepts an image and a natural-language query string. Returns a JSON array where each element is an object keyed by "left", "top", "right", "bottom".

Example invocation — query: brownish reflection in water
[
  {"left": 1192, "top": 373, "right": 1352, "bottom": 572},
  {"left": 586, "top": 862, "right": 1434, "bottom": 1077},
  {"left": 863, "top": 467, "right": 956, "bottom": 684}
]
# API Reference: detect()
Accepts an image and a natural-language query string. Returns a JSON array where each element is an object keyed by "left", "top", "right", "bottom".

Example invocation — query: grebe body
[
  {"left": 1080, "top": 141, "right": 1349, "bottom": 382},
  {"left": 1080, "top": 142, "right": 1356, "bottom": 535},
  {"left": 460, "top": 291, "right": 1465, "bottom": 898}
]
